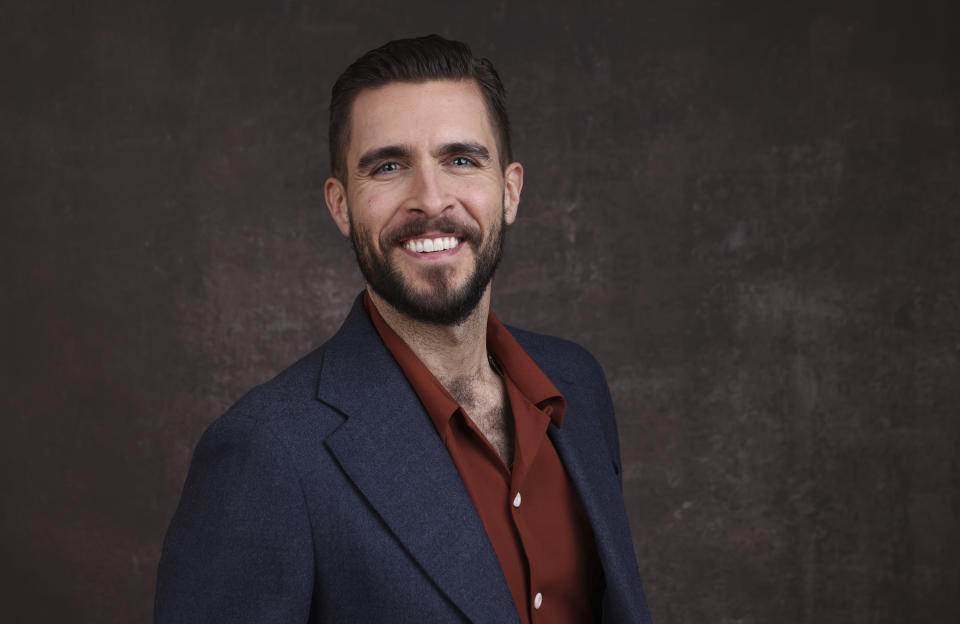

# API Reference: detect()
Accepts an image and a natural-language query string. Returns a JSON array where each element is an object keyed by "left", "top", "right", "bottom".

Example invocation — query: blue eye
[
  {"left": 375, "top": 162, "right": 400, "bottom": 174},
  {"left": 451, "top": 156, "right": 474, "bottom": 167}
]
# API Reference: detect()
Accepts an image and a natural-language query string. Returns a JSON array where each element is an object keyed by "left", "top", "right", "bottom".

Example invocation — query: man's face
[{"left": 324, "top": 80, "right": 523, "bottom": 325}]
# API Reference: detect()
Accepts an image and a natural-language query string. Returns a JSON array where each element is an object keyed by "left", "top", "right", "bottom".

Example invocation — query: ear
[
  {"left": 502, "top": 162, "right": 523, "bottom": 226},
  {"left": 324, "top": 177, "right": 351, "bottom": 237}
]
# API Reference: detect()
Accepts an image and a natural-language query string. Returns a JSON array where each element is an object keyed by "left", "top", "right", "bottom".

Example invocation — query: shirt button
[
  {"left": 534, "top": 592, "right": 543, "bottom": 610},
  {"left": 513, "top": 492, "right": 522, "bottom": 508}
]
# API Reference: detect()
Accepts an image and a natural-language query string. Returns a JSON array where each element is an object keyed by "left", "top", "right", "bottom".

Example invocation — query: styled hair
[{"left": 328, "top": 35, "right": 512, "bottom": 181}]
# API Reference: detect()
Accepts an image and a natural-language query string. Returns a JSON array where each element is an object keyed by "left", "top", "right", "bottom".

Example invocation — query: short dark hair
[{"left": 328, "top": 35, "right": 512, "bottom": 181}]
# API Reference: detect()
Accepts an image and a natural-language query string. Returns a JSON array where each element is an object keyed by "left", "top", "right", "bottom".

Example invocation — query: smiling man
[
  {"left": 156, "top": 36, "right": 653, "bottom": 624},
  {"left": 328, "top": 78, "right": 517, "bottom": 329}
]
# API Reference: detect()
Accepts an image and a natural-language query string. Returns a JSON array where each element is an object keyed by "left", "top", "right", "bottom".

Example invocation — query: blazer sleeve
[{"left": 155, "top": 409, "right": 315, "bottom": 623}]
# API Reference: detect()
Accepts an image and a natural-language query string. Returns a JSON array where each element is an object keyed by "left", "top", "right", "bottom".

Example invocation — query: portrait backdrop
[{"left": 2, "top": 1, "right": 958, "bottom": 622}]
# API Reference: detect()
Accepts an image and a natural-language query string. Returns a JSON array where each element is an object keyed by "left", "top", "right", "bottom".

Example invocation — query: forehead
[{"left": 347, "top": 80, "right": 497, "bottom": 162}]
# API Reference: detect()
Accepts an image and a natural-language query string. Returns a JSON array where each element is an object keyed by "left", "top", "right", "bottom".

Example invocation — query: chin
[{"left": 377, "top": 278, "right": 487, "bottom": 326}]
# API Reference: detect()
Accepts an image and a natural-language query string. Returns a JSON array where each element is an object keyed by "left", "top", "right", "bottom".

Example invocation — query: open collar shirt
[{"left": 364, "top": 294, "right": 602, "bottom": 623}]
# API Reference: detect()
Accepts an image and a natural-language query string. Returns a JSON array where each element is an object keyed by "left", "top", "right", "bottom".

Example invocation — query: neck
[{"left": 367, "top": 286, "right": 493, "bottom": 387}]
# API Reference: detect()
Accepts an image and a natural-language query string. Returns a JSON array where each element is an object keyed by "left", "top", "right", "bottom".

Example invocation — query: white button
[
  {"left": 534, "top": 592, "right": 543, "bottom": 610},
  {"left": 513, "top": 492, "right": 522, "bottom": 508}
]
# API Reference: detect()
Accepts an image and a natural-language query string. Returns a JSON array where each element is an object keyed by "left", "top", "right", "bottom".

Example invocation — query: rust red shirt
[{"left": 364, "top": 294, "right": 602, "bottom": 623}]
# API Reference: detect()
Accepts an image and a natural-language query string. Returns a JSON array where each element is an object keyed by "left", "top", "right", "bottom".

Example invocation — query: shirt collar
[
  {"left": 363, "top": 293, "right": 565, "bottom": 431},
  {"left": 485, "top": 309, "right": 565, "bottom": 427}
]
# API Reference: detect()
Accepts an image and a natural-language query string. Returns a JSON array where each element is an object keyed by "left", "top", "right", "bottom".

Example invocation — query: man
[{"left": 156, "top": 35, "right": 652, "bottom": 623}]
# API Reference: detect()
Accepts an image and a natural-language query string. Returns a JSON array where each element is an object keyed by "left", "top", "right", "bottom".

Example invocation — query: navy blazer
[{"left": 156, "top": 295, "right": 652, "bottom": 623}]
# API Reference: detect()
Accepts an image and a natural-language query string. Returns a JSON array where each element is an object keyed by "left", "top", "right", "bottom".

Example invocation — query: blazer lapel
[
  {"left": 547, "top": 387, "right": 649, "bottom": 621},
  {"left": 317, "top": 297, "right": 518, "bottom": 624}
]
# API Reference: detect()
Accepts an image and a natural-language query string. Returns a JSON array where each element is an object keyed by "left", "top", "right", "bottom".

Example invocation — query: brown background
[{"left": 2, "top": 1, "right": 958, "bottom": 622}]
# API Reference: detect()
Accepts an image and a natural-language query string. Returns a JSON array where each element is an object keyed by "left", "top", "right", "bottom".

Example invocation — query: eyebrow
[
  {"left": 356, "top": 144, "right": 412, "bottom": 174},
  {"left": 433, "top": 142, "right": 491, "bottom": 163}
]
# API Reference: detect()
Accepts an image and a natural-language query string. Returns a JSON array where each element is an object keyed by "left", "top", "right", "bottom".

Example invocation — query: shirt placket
[{"left": 505, "top": 378, "right": 552, "bottom": 622}]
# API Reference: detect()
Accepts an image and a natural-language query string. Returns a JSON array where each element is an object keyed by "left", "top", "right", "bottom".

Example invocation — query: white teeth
[{"left": 404, "top": 236, "right": 460, "bottom": 253}]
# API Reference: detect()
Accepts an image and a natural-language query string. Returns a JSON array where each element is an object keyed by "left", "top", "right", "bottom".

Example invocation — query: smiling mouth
[{"left": 402, "top": 236, "right": 462, "bottom": 254}]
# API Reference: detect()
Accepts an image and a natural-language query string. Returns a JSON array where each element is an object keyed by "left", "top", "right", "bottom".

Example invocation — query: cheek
[
  {"left": 349, "top": 189, "right": 390, "bottom": 224},
  {"left": 466, "top": 191, "right": 506, "bottom": 228},
  {"left": 456, "top": 178, "right": 503, "bottom": 210}
]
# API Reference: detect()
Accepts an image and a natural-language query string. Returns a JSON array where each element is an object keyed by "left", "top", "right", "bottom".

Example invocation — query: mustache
[{"left": 382, "top": 216, "right": 482, "bottom": 248}]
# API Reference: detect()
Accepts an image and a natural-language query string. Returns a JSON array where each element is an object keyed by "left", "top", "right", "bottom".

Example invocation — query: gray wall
[{"left": 3, "top": 1, "right": 958, "bottom": 622}]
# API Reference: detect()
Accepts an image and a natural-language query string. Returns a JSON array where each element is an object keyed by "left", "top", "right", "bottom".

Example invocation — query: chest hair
[{"left": 445, "top": 375, "right": 514, "bottom": 468}]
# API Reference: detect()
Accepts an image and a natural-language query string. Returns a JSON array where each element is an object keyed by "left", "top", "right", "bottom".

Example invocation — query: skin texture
[{"left": 323, "top": 79, "right": 524, "bottom": 465}]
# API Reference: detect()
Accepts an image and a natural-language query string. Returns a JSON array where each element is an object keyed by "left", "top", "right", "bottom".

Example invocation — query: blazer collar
[{"left": 316, "top": 294, "right": 519, "bottom": 623}]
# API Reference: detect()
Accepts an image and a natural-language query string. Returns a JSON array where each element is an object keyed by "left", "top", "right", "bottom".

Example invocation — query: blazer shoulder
[
  {"left": 506, "top": 325, "right": 607, "bottom": 386},
  {"left": 205, "top": 341, "right": 339, "bottom": 445}
]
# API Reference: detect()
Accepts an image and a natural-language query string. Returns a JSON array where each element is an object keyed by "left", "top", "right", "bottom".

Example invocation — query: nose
[{"left": 407, "top": 164, "right": 452, "bottom": 216}]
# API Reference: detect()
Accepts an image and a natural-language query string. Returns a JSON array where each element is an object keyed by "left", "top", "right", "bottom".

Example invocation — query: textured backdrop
[{"left": 3, "top": 1, "right": 958, "bottom": 622}]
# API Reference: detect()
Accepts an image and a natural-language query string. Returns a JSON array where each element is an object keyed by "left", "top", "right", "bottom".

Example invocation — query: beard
[{"left": 349, "top": 210, "right": 506, "bottom": 326}]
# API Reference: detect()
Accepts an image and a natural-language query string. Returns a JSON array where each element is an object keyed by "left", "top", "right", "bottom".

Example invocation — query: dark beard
[{"left": 349, "top": 212, "right": 506, "bottom": 326}]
